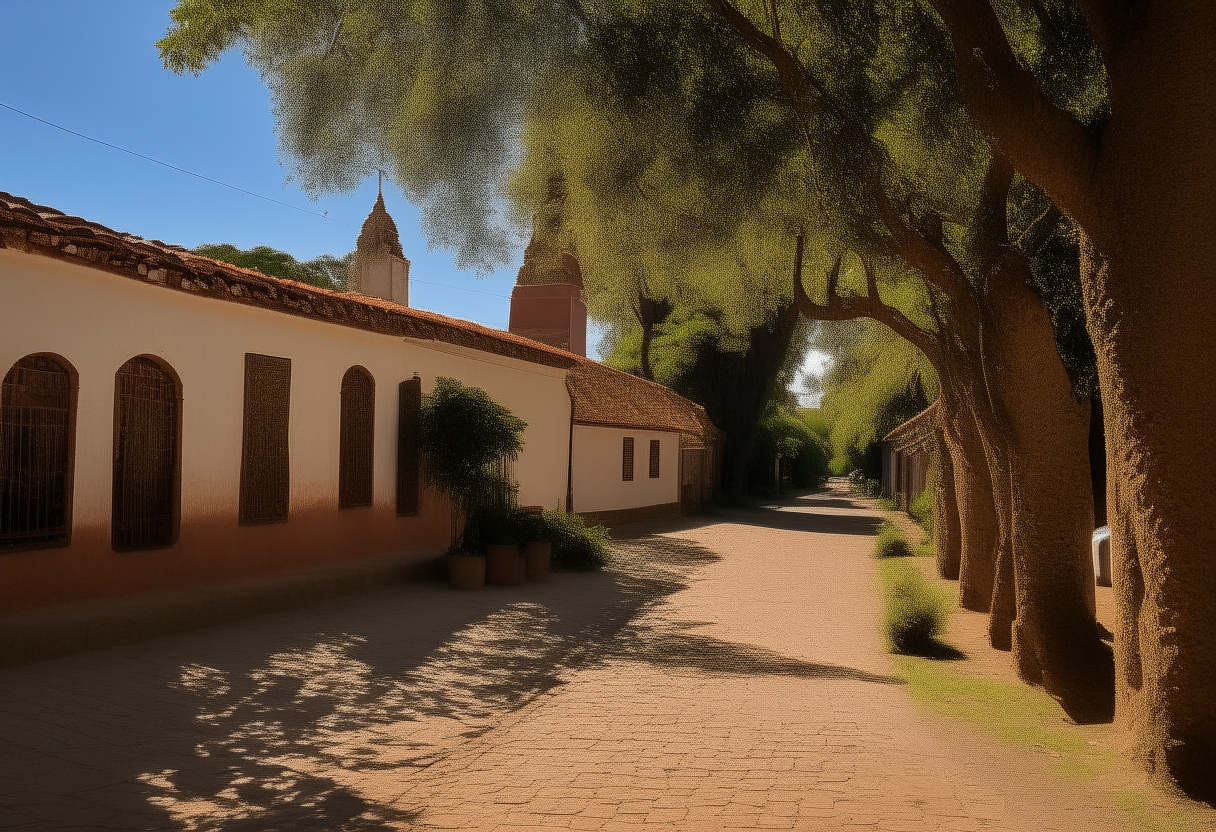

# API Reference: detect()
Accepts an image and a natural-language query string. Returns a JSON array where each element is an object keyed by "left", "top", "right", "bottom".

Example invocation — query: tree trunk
[
  {"left": 931, "top": 414, "right": 962, "bottom": 580},
  {"left": 1082, "top": 230, "right": 1216, "bottom": 790},
  {"left": 941, "top": 393, "right": 999, "bottom": 613},
  {"left": 985, "top": 257, "right": 1111, "bottom": 723},
  {"left": 694, "top": 302, "right": 801, "bottom": 501}
]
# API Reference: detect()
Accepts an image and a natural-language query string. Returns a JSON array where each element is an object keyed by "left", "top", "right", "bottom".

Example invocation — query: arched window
[
  {"left": 112, "top": 356, "right": 181, "bottom": 551},
  {"left": 339, "top": 366, "right": 375, "bottom": 509},
  {"left": 1, "top": 354, "right": 77, "bottom": 550}
]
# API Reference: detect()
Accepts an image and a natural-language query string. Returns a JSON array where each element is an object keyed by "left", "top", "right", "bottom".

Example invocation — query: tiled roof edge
[{"left": 0, "top": 191, "right": 577, "bottom": 371}]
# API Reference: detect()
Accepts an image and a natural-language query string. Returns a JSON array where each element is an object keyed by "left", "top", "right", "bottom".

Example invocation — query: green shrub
[
  {"left": 875, "top": 521, "right": 913, "bottom": 558},
  {"left": 543, "top": 511, "right": 611, "bottom": 570},
  {"left": 909, "top": 487, "right": 934, "bottom": 536},
  {"left": 884, "top": 568, "right": 948, "bottom": 654}
]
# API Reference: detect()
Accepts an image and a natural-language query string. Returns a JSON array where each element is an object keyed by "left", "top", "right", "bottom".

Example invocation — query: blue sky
[{"left": 0, "top": 1, "right": 825, "bottom": 396}]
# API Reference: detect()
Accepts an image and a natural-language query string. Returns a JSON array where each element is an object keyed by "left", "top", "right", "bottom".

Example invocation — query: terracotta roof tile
[
  {"left": 566, "top": 358, "right": 721, "bottom": 443},
  {"left": 881, "top": 401, "right": 938, "bottom": 448},
  {"left": 0, "top": 191, "right": 577, "bottom": 370}
]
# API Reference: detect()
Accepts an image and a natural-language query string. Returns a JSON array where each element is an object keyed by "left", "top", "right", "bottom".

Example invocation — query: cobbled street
[{"left": 0, "top": 484, "right": 1139, "bottom": 830}]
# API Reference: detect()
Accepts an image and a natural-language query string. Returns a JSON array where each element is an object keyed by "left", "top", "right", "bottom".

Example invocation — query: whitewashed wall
[
  {"left": 571, "top": 424, "right": 679, "bottom": 513},
  {"left": 0, "top": 249, "right": 570, "bottom": 609}
]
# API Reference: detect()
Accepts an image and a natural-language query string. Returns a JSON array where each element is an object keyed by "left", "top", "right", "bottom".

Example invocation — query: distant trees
[{"left": 193, "top": 243, "right": 353, "bottom": 291}]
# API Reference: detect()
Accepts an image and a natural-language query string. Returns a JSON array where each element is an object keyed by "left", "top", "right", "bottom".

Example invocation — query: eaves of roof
[{"left": 0, "top": 191, "right": 577, "bottom": 371}]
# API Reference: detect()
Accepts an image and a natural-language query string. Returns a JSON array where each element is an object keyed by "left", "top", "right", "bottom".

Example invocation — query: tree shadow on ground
[
  {"left": 715, "top": 506, "right": 882, "bottom": 537},
  {"left": 0, "top": 528, "right": 889, "bottom": 831},
  {"left": 897, "top": 639, "right": 967, "bottom": 661}
]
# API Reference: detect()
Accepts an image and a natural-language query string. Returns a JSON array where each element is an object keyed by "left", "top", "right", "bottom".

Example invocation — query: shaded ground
[{"left": 0, "top": 482, "right": 1204, "bottom": 830}]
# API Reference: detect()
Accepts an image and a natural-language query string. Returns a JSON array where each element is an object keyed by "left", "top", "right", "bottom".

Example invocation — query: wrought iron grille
[
  {"left": 240, "top": 353, "right": 291, "bottom": 525},
  {"left": 112, "top": 357, "right": 179, "bottom": 551},
  {"left": 1, "top": 356, "right": 73, "bottom": 549},
  {"left": 622, "top": 436, "right": 634, "bottom": 481},
  {"left": 339, "top": 366, "right": 375, "bottom": 509},
  {"left": 396, "top": 377, "right": 421, "bottom": 516},
  {"left": 649, "top": 439, "right": 661, "bottom": 479}
]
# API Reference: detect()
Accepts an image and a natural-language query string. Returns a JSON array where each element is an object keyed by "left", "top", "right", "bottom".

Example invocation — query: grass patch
[
  {"left": 877, "top": 559, "right": 950, "bottom": 655},
  {"left": 914, "top": 540, "right": 935, "bottom": 558},
  {"left": 875, "top": 521, "right": 913, "bottom": 558},
  {"left": 877, "top": 496, "right": 898, "bottom": 511}
]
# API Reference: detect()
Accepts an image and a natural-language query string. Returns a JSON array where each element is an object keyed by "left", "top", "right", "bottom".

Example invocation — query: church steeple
[{"left": 352, "top": 177, "right": 409, "bottom": 305}]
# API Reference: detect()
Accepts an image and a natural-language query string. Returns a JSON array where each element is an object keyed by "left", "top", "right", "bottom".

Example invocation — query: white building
[{"left": 0, "top": 191, "right": 718, "bottom": 631}]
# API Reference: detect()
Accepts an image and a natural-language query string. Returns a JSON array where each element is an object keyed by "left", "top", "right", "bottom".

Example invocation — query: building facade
[{"left": 1, "top": 190, "right": 720, "bottom": 623}]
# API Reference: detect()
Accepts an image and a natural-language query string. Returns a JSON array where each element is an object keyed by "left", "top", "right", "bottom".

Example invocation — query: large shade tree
[{"left": 927, "top": 0, "right": 1216, "bottom": 797}]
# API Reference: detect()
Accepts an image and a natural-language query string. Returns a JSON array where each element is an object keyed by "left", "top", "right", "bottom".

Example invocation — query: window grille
[
  {"left": 396, "top": 377, "right": 421, "bottom": 516},
  {"left": 649, "top": 439, "right": 661, "bottom": 478},
  {"left": 622, "top": 436, "right": 634, "bottom": 481},
  {"left": 112, "top": 357, "right": 179, "bottom": 551},
  {"left": 240, "top": 353, "right": 291, "bottom": 525},
  {"left": 339, "top": 366, "right": 375, "bottom": 509},
  {"left": 1, "top": 355, "right": 75, "bottom": 550}
]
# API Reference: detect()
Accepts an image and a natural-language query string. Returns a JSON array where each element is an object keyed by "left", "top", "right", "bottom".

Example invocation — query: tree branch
[
  {"left": 791, "top": 235, "right": 940, "bottom": 363},
  {"left": 927, "top": 0, "right": 1101, "bottom": 230},
  {"left": 967, "top": 152, "right": 1016, "bottom": 270}
]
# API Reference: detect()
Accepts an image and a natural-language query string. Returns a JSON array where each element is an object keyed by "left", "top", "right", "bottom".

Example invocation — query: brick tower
[{"left": 508, "top": 221, "right": 587, "bottom": 356}]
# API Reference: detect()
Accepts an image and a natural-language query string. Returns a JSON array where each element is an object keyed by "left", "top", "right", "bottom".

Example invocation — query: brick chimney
[{"left": 352, "top": 186, "right": 410, "bottom": 306}]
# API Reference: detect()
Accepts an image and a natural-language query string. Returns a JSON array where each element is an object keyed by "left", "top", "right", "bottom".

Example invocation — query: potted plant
[
  {"left": 521, "top": 509, "right": 551, "bottom": 582},
  {"left": 418, "top": 377, "right": 527, "bottom": 590}
]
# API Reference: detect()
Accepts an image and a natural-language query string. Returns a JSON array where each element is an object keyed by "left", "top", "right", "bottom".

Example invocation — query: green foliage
[
  {"left": 418, "top": 378, "right": 527, "bottom": 551},
  {"left": 878, "top": 560, "right": 948, "bottom": 655},
  {"left": 542, "top": 511, "right": 610, "bottom": 571},
  {"left": 817, "top": 320, "right": 936, "bottom": 478},
  {"left": 747, "top": 400, "right": 830, "bottom": 493},
  {"left": 909, "top": 487, "right": 934, "bottom": 537},
  {"left": 194, "top": 243, "right": 352, "bottom": 290},
  {"left": 160, "top": 0, "right": 585, "bottom": 272},
  {"left": 875, "top": 521, "right": 913, "bottom": 559}
]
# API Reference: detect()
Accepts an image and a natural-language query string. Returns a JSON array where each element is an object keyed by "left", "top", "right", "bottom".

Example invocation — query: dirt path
[{"left": 0, "top": 482, "right": 1195, "bottom": 830}]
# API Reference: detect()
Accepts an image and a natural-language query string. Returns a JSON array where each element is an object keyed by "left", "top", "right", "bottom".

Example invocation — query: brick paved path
[{"left": 1, "top": 484, "right": 1132, "bottom": 830}]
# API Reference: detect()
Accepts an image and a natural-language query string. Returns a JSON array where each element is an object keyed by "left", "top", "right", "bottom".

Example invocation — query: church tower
[
  {"left": 508, "top": 212, "right": 587, "bottom": 356},
  {"left": 352, "top": 185, "right": 410, "bottom": 306}
]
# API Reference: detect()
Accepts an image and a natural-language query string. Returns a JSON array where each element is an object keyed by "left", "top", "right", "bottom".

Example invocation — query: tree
[
  {"left": 194, "top": 243, "right": 353, "bottom": 290},
  {"left": 928, "top": 0, "right": 1216, "bottom": 796},
  {"left": 708, "top": 0, "right": 1110, "bottom": 718},
  {"left": 418, "top": 377, "right": 527, "bottom": 552}
]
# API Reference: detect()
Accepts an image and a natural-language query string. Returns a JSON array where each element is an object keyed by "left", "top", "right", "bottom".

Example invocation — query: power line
[
  {"left": 1, "top": 101, "right": 517, "bottom": 301},
  {"left": 0, "top": 100, "right": 358, "bottom": 228}
]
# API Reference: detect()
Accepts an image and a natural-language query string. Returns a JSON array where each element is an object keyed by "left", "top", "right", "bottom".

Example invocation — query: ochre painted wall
[
  {"left": 0, "top": 250, "right": 571, "bottom": 611},
  {"left": 571, "top": 424, "right": 679, "bottom": 513}
]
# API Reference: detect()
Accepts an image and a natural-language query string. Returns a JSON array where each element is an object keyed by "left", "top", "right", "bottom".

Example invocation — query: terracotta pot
[
  {"left": 486, "top": 544, "right": 523, "bottom": 585},
  {"left": 524, "top": 541, "right": 551, "bottom": 582},
  {"left": 447, "top": 553, "right": 485, "bottom": 590}
]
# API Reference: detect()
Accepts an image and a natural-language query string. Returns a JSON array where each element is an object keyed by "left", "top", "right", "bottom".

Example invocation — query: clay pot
[
  {"left": 486, "top": 544, "right": 523, "bottom": 585},
  {"left": 447, "top": 553, "right": 485, "bottom": 590},
  {"left": 524, "top": 541, "right": 551, "bottom": 582}
]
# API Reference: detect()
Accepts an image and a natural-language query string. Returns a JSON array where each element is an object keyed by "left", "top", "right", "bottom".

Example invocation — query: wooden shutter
[
  {"left": 112, "top": 357, "right": 179, "bottom": 550},
  {"left": 396, "top": 376, "right": 421, "bottom": 516},
  {"left": 1, "top": 355, "right": 75, "bottom": 549},
  {"left": 622, "top": 436, "right": 634, "bottom": 481},
  {"left": 338, "top": 366, "right": 375, "bottom": 509},
  {"left": 240, "top": 353, "right": 291, "bottom": 525},
  {"left": 649, "top": 439, "right": 661, "bottom": 478}
]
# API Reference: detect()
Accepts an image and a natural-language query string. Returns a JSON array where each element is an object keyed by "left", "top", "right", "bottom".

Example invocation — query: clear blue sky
[{"left": 0, "top": 1, "right": 824, "bottom": 394}]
